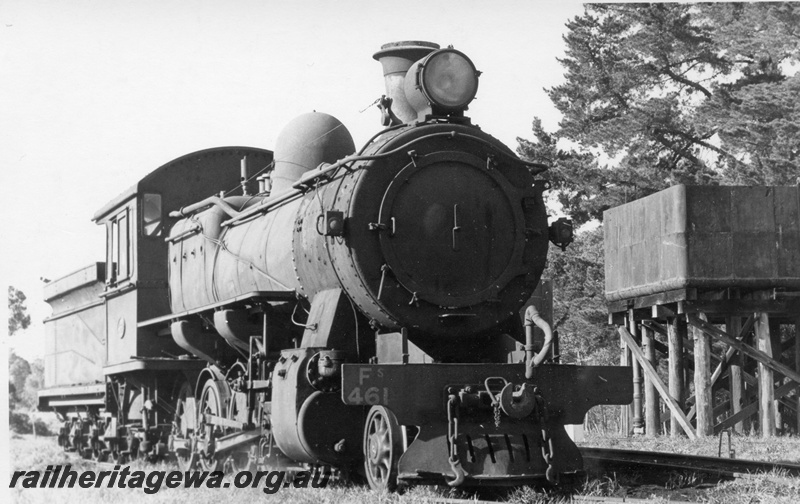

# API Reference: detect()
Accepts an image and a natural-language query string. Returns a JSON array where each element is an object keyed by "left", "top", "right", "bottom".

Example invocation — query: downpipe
[{"left": 525, "top": 305, "right": 553, "bottom": 380}]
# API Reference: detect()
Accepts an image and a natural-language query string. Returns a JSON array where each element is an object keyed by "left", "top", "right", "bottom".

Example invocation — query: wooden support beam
[
  {"left": 707, "top": 315, "right": 754, "bottom": 391},
  {"left": 694, "top": 316, "right": 756, "bottom": 410},
  {"left": 688, "top": 370, "right": 757, "bottom": 423},
  {"left": 743, "top": 370, "right": 757, "bottom": 387},
  {"left": 715, "top": 379, "right": 800, "bottom": 434},
  {"left": 693, "top": 312, "right": 713, "bottom": 437},
  {"left": 643, "top": 319, "right": 667, "bottom": 337},
  {"left": 652, "top": 338, "right": 669, "bottom": 356},
  {"left": 756, "top": 312, "right": 776, "bottom": 437},
  {"left": 649, "top": 319, "right": 693, "bottom": 376},
  {"left": 652, "top": 305, "right": 673, "bottom": 321},
  {"left": 772, "top": 321, "right": 784, "bottom": 433},
  {"left": 608, "top": 289, "right": 690, "bottom": 316},
  {"left": 668, "top": 317, "right": 686, "bottom": 437},
  {"left": 685, "top": 315, "right": 800, "bottom": 387},
  {"left": 618, "top": 327, "right": 697, "bottom": 440},
  {"left": 778, "top": 394, "right": 797, "bottom": 414},
  {"left": 643, "top": 319, "right": 722, "bottom": 364},
  {"left": 710, "top": 315, "right": 755, "bottom": 386},
  {"left": 639, "top": 321, "right": 672, "bottom": 356},
  {"left": 716, "top": 401, "right": 757, "bottom": 435},
  {"left": 643, "top": 325, "right": 659, "bottom": 437},
  {"left": 683, "top": 298, "right": 800, "bottom": 315},
  {"left": 713, "top": 400, "right": 730, "bottom": 419},
  {"left": 687, "top": 346, "right": 737, "bottom": 423}
]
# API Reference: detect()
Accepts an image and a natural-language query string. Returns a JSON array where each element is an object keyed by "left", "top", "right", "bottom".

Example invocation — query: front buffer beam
[{"left": 342, "top": 363, "right": 632, "bottom": 485}]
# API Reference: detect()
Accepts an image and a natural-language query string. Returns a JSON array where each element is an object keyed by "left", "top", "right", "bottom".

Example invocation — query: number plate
[{"left": 341, "top": 365, "right": 392, "bottom": 406}]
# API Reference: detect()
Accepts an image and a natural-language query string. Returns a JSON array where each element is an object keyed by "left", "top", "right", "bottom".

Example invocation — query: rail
[{"left": 579, "top": 446, "right": 800, "bottom": 478}]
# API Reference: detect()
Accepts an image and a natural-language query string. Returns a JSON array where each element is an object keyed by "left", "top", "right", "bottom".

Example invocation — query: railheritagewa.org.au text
[{"left": 9, "top": 464, "right": 331, "bottom": 494}]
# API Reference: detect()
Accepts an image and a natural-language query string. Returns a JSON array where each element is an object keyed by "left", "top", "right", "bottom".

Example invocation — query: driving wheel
[
  {"left": 196, "top": 379, "right": 228, "bottom": 472},
  {"left": 172, "top": 382, "right": 197, "bottom": 470}
]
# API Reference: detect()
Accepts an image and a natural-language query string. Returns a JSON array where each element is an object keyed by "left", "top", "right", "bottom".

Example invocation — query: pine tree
[{"left": 520, "top": 3, "right": 800, "bottom": 225}]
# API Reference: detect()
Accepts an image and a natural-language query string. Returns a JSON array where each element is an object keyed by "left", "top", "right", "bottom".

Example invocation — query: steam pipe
[
  {"left": 169, "top": 196, "right": 242, "bottom": 219},
  {"left": 525, "top": 305, "right": 553, "bottom": 379}
]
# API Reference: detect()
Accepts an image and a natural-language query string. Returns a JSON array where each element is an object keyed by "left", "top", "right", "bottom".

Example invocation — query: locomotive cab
[
  {"left": 91, "top": 147, "right": 274, "bottom": 368},
  {"left": 39, "top": 147, "right": 274, "bottom": 462}
]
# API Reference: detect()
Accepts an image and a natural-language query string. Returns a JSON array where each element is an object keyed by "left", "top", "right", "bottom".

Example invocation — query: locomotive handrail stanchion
[
  {"left": 248, "top": 334, "right": 257, "bottom": 427},
  {"left": 377, "top": 264, "right": 391, "bottom": 301}
]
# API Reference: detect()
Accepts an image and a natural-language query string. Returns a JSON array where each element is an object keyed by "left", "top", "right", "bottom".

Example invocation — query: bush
[
  {"left": 33, "top": 416, "right": 53, "bottom": 436},
  {"left": 9, "top": 411, "right": 54, "bottom": 436},
  {"left": 10, "top": 410, "right": 32, "bottom": 434}
]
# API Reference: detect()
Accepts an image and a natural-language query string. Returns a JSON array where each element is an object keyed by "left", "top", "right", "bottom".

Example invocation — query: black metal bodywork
[
  {"left": 40, "top": 42, "right": 632, "bottom": 487},
  {"left": 341, "top": 363, "right": 632, "bottom": 485}
]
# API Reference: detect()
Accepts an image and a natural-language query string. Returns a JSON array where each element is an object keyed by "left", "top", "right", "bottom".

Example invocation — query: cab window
[
  {"left": 107, "top": 208, "right": 133, "bottom": 285},
  {"left": 142, "top": 193, "right": 162, "bottom": 237}
]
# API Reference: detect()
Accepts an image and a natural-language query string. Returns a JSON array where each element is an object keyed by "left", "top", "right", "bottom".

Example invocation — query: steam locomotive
[{"left": 39, "top": 41, "right": 631, "bottom": 489}]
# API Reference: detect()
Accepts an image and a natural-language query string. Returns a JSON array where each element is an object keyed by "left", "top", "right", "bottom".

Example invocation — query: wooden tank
[{"left": 604, "top": 185, "right": 800, "bottom": 302}]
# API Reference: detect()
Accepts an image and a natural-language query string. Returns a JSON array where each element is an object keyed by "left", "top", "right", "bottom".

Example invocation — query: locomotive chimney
[{"left": 373, "top": 41, "right": 439, "bottom": 124}]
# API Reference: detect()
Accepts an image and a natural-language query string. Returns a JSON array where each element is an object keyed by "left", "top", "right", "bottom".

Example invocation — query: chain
[
  {"left": 484, "top": 377, "right": 508, "bottom": 429},
  {"left": 445, "top": 394, "right": 466, "bottom": 486},
  {"left": 540, "top": 425, "right": 555, "bottom": 482},
  {"left": 535, "top": 390, "right": 558, "bottom": 484},
  {"left": 446, "top": 394, "right": 458, "bottom": 459}
]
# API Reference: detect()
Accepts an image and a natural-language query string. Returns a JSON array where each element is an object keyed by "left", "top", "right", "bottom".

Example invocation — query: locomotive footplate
[{"left": 342, "top": 363, "right": 632, "bottom": 485}]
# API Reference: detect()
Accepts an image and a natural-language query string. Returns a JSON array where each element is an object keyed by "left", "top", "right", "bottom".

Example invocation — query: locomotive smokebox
[
  {"left": 271, "top": 112, "right": 356, "bottom": 194},
  {"left": 373, "top": 41, "right": 439, "bottom": 124}
]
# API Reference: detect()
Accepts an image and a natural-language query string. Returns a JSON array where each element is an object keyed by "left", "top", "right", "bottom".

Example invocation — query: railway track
[{"left": 580, "top": 446, "right": 800, "bottom": 479}]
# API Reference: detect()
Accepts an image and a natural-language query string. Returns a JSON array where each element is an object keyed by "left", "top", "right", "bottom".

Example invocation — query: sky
[{"left": 1, "top": 0, "right": 588, "bottom": 361}]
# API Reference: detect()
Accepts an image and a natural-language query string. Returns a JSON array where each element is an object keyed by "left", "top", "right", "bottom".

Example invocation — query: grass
[
  {"left": 576, "top": 432, "right": 800, "bottom": 503},
  {"left": 5, "top": 434, "right": 463, "bottom": 504},
  {"left": 7, "top": 433, "right": 800, "bottom": 503}
]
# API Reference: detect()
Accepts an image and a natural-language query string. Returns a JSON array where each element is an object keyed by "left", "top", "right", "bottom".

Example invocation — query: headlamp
[{"left": 404, "top": 48, "right": 480, "bottom": 117}]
